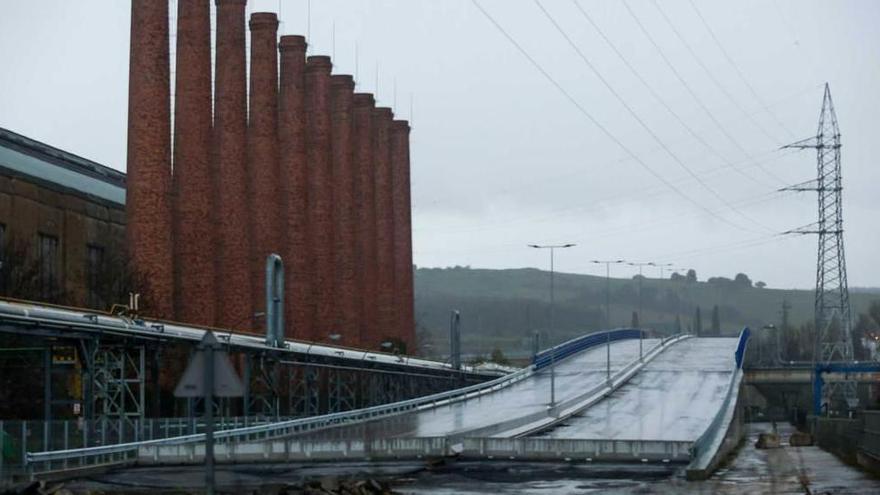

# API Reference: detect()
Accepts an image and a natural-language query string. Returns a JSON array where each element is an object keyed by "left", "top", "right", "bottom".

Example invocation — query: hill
[{"left": 413, "top": 266, "right": 880, "bottom": 359}]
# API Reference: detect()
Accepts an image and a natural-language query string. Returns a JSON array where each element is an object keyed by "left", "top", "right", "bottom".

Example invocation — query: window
[
  {"left": 38, "top": 233, "right": 59, "bottom": 300},
  {"left": 0, "top": 223, "right": 6, "bottom": 293},
  {"left": 86, "top": 244, "right": 104, "bottom": 309}
]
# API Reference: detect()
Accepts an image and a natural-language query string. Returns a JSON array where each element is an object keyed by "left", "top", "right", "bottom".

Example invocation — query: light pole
[
  {"left": 591, "top": 259, "right": 624, "bottom": 382},
  {"left": 529, "top": 243, "right": 575, "bottom": 408}
]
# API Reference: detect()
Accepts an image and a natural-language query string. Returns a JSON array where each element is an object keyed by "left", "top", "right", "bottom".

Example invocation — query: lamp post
[
  {"left": 591, "top": 259, "right": 625, "bottom": 382},
  {"left": 529, "top": 243, "right": 575, "bottom": 408}
]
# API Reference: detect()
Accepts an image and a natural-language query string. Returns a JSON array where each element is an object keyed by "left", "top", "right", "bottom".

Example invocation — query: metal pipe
[{"left": 265, "top": 254, "right": 284, "bottom": 347}]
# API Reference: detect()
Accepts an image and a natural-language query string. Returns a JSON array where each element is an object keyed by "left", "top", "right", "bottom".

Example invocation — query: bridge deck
[
  {"left": 537, "top": 337, "right": 738, "bottom": 442},
  {"left": 292, "top": 338, "right": 660, "bottom": 440}
]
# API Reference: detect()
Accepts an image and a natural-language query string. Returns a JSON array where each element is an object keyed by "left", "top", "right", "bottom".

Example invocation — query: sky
[{"left": 1, "top": 0, "right": 878, "bottom": 289}]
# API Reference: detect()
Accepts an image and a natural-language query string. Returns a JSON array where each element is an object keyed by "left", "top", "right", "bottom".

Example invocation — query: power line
[
  {"left": 413, "top": 147, "right": 799, "bottom": 235},
  {"left": 569, "top": 0, "right": 774, "bottom": 190},
  {"left": 471, "top": 0, "right": 758, "bottom": 235},
  {"left": 533, "top": 0, "right": 774, "bottom": 234},
  {"left": 622, "top": 0, "right": 787, "bottom": 186},
  {"left": 649, "top": 0, "right": 782, "bottom": 146},
  {"left": 685, "top": 0, "right": 797, "bottom": 140}
]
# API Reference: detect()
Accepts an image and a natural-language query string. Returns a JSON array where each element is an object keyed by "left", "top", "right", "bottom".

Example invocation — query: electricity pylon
[{"left": 782, "top": 83, "right": 857, "bottom": 412}]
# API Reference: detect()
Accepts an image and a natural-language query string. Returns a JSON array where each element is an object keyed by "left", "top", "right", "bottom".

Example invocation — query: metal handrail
[{"left": 27, "top": 328, "right": 640, "bottom": 469}]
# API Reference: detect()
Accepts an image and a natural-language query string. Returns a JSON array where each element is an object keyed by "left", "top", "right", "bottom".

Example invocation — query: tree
[
  {"left": 686, "top": 269, "right": 697, "bottom": 283},
  {"left": 711, "top": 305, "right": 721, "bottom": 335},
  {"left": 734, "top": 273, "right": 752, "bottom": 288},
  {"left": 694, "top": 307, "right": 703, "bottom": 336},
  {"left": 755, "top": 281, "right": 767, "bottom": 289},
  {"left": 489, "top": 348, "right": 510, "bottom": 366}
]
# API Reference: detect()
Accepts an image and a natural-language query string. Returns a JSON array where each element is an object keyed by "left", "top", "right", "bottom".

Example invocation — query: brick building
[{"left": 0, "top": 127, "right": 126, "bottom": 310}]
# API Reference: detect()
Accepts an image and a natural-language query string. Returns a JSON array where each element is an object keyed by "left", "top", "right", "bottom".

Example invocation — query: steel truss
[{"left": 783, "top": 83, "right": 857, "bottom": 411}]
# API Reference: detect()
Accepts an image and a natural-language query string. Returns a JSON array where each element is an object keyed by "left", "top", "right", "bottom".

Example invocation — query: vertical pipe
[
  {"left": 126, "top": 0, "right": 174, "bottom": 318},
  {"left": 352, "top": 93, "right": 377, "bottom": 348},
  {"left": 304, "top": 56, "right": 334, "bottom": 342},
  {"left": 214, "top": 0, "right": 252, "bottom": 330},
  {"left": 248, "top": 12, "right": 281, "bottom": 332},
  {"left": 173, "top": 0, "right": 214, "bottom": 327},
  {"left": 390, "top": 120, "right": 414, "bottom": 350},
  {"left": 278, "top": 35, "right": 310, "bottom": 340},
  {"left": 330, "top": 75, "right": 357, "bottom": 345},
  {"left": 550, "top": 248, "right": 555, "bottom": 407},
  {"left": 265, "top": 254, "right": 284, "bottom": 347},
  {"left": 372, "top": 107, "right": 395, "bottom": 348},
  {"left": 204, "top": 340, "right": 215, "bottom": 495}
]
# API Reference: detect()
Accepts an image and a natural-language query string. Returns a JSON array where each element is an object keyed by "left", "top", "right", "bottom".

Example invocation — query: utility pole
[
  {"left": 529, "top": 243, "right": 576, "bottom": 408},
  {"left": 782, "top": 83, "right": 858, "bottom": 411},
  {"left": 782, "top": 83, "right": 856, "bottom": 413}
]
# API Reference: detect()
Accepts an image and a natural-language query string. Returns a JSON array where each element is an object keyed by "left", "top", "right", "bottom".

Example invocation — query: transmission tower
[{"left": 782, "top": 83, "right": 856, "bottom": 411}]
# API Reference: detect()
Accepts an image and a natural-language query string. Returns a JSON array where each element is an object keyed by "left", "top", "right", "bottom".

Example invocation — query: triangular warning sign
[{"left": 174, "top": 332, "right": 245, "bottom": 398}]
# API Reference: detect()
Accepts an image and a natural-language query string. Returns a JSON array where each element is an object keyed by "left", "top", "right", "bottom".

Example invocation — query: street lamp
[
  {"left": 529, "top": 243, "right": 576, "bottom": 409},
  {"left": 591, "top": 259, "right": 625, "bottom": 382}
]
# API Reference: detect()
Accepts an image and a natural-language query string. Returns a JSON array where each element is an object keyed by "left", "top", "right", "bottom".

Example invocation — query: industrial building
[{"left": 0, "top": 0, "right": 417, "bottom": 354}]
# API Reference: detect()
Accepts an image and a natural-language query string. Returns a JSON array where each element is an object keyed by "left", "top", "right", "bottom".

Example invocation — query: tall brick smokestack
[
  {"left": 304, "top": 56, "right": 333, "bottom": 342},
  {"left": 247, "top": 12, "right": 280, "bottom": 331},
  {"left": 352, "top": 93, "right": 377, "bottom": 348},
  {"left": 172, "top": 0, "right": 214, "bottom": 326},
  {"left": 330, "top": 75, "right": 357, "bottom": 346},
  {"left": 127, "top": 0, "right": 174, "bottom": 318},
  {"left": 390, "top": 120, "right": 415, "bottom": 349},
  {"left": 372, "top": 107, "right": 395, "bottom": 348},
  {"left": 213, "top": 0, "right": 252, "bottom": 330},
  {"left": 278, "top": 35, "right": 310, "bottom": 339}
]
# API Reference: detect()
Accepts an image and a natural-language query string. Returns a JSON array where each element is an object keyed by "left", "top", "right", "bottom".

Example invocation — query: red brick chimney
[
  {"left": 352, "top": 93, "right": 377, "bottom": 348},
  {"left": 390, "top": 119, "right": 415, "bottom": 349},
  {"left": 305, "top": 55, "right": 334, "bottom": 342},
  {"left": 127, "top": 0, "right": 174, "bottom": 319},
  {"left": 372, "top": 106, "right": 395, "bottom": 349},
  {"left": 213, "top": 0, "right": 252, "bottom": 330},
  {"left": 278, "top": 35, "right": 310, "bottom": 339},
  {"left": 247, "top": 12, "right": 280, "bottom": 332},
  {"left": 172, "top": 0, "right": 214, "bottom": 326},
  {"left": 330, "top": 74, "right": 357, "bottom": 346}
]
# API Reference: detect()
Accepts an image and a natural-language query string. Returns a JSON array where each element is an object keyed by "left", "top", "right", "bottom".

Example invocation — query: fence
[
  {"left": 0, "top": 415, "right": 285, "bottom": 482},
  {"left": 24, "top": 329, "right": 642, "bottom": 476}
]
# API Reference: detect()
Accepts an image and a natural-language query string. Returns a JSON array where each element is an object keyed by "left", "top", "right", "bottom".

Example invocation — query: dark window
[
  {"left": 38, "top": 233, "right": 59, "bottom": 300},
  {"left": 0, "top": 223, "right": 6, "bottom": 293},
  {"left": 87, "top": 244, "right": 104, "bottom": 309}
]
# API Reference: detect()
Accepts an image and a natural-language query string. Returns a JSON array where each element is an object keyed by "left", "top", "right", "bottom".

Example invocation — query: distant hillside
[{"left": 413, "top": 266, "right": 880, "bottom": 359}]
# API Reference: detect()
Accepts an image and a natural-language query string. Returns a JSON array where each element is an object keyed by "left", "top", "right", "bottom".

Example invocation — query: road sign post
[{"left": 174, "top": 331, "right": 244, "bottom": 495}]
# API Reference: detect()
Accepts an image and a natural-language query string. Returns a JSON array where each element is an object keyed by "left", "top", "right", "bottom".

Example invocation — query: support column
[
  {"left": 390, "top": 120, "right": 414, "bottom": 350},
  {"left": 126, "top": 0, "right": 174, "bottom": 318},
  {"left": 278, "top": 35, "right": 310, "bottom": 340},
  {"left": 214, "top": 0, "right": 252, "bottom": 330},
  {"left": 248, "top": 12, "right": 281, "bottom": 332},
  {"left": 304, "top": 56, "right": 334, "bottom": 342},
  {"left": 353, "top": 93, "right": 378, "bottom": 348},
  {"left": 372, "top": 107, "right": 395, "bottom": 348},
  {"left": 330, "top": 75, "right": 358, "bottom": 346},
  {"left": 172, "top": 0, "right": 214, "bottom": 326}
]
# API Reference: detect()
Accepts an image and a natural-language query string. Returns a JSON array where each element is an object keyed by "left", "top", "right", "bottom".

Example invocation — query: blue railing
[
  {"left": 533, "top": 328, "right": 642, "bottom": 370},
  {"left": 734, "top": 327, "right": 750, "bottom": 368}
]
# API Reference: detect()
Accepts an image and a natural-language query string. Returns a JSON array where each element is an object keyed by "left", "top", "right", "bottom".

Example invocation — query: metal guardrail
[
  {"left": 26, "top": 329, "right": 642, "bottom": 474},
  {"left": 533, "top": 328, "right": 641, "bottom": 369},
  {"left": 135, "top": 436, "right": 692, "bottom": 465},
  {"left": 689, "top": 327, "right": 750, "bottom": 466},
  {"left": 461, "top": 437, "right": 692, "bottom": 462}
]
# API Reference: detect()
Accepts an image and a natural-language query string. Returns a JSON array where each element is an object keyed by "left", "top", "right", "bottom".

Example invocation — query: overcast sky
[{"left": 1, "top": 0, "right": 878, "bottom": 289}]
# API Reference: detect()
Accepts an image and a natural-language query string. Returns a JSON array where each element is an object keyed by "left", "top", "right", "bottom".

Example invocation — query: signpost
[{"left": 174, "top": 331, "right": 244, "bottom": 495}]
